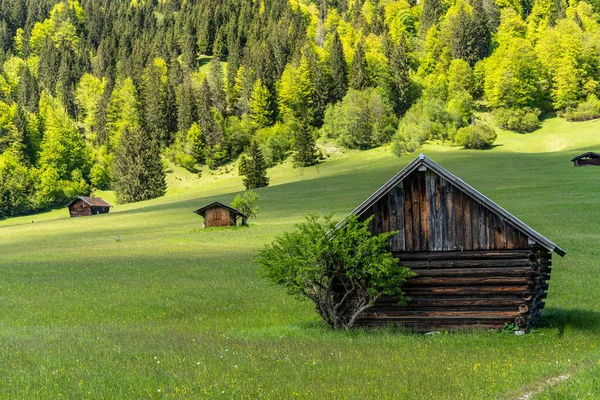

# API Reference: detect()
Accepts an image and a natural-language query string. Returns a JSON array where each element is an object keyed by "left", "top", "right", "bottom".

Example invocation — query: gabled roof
[
  {"left": 571, "top": 152, "right": 600, "bottom": 161},
  {"left": 338, "top": 154, "right": 566, "bottom": 257},
  {"left": 193, "top": 201, "right": 246, "bottom": 218},
  {"left": 67, "top": 196, "right": 113, "bottom": 208}
]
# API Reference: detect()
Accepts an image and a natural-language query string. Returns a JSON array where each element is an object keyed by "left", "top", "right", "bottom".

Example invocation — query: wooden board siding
[
  {"left": 575, "top": 159, "right": 600, "bottom": 166},
  {"left": 69, "top": 199, "right": 92, "bottom": 217},
  {"left": 355, "top": 249, "right": 551, "bottom": 330},
  {"left": 204, "top": 206, "right": 235, "bottom": 227},
  {"left": 362, "top": 171, "right": 530, "bottom": 252}
]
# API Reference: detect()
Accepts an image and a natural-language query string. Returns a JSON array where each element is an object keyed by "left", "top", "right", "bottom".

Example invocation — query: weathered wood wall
[
  {"left": 351, "top": 168, "right": 552, "bottom": 330},
  {"left": 69, "top": 200, "right": 92, "bottom": 217},
  {"left": 574, "top": 159, "right": 600, "bottom": 166},
  {"left": 356, "top": 249, "right": 551, "bottom": 330},
  {"left": 204, "top": 206, "right": 235, "bottom": 227},
  {"left": 359, "top": 170, "right": 529, "bottom": 252}
]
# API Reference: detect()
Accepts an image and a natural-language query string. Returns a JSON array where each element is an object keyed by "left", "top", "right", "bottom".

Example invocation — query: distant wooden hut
[
  {"left": 338, "top": 154, "right": 565, "bottom": 331},
  {"left": 571, "top": 152, "right": 600, "bottom": 167},
  {"left": 193, "top": 202, "right": 246, "bottom": 227},
  {"left": 67, "top": 197, "right": 112, "bottom": 217}
]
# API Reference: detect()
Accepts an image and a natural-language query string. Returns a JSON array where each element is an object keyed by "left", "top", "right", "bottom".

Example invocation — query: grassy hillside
[{"left": 1, "top": 117, "right": 599, "bottom": 398}]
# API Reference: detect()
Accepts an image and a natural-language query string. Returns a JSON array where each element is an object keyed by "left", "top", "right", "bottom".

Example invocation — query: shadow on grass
[{"left": 538, "top": 308, "right": 600, "bottom": 335}]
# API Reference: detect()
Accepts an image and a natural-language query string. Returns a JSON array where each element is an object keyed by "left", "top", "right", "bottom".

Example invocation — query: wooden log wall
[
  {"left": 359, "top": 170, "right": 530, "bottom": 252},
  {"left": 69, "top": 200, "right": 92, "bottom": 217},
  {"left": 355, "top": 248, "right": 551, "bottom": 331}
]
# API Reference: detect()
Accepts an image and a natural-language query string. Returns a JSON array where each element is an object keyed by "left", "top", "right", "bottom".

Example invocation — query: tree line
[{"left": 1, "top": 0, "right": 600, "bottom": 218}]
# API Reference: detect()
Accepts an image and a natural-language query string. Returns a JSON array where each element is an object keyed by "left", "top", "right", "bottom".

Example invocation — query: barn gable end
[{"left": 340, "top": 155, "right": 565, "bottom": 331}]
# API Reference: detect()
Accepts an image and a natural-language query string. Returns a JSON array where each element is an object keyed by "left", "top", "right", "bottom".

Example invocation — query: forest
[{"left": 1, "top": 0, "right": 599, "bottom": 218}]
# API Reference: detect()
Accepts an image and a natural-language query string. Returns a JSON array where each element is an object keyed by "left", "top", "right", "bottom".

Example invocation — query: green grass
[{"left": 1, "top": 116, "right": 600, "bottom": 398}]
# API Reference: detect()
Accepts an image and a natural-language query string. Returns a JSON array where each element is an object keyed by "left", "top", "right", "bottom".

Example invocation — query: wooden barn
[
  {"left": 193, "top": 202, "right": 246, "bottom": 227},
  {"left": 340, "top": 154, "right": 565, "bottom": 331},
  {"left": 571, "top": 152, "right": 600, "bottom": 166},
  {"left": 67, "top": 197, "right": 112, "bottom": 217}
]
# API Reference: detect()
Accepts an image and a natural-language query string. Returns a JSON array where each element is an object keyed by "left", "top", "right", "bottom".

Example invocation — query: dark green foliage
[
  {"left": 257, "top": 214, "right": 413, "bottom": 330},
  {"left": 349, "top": 40, "right": 369, "bottom": 90},
  {"left": 454, "top": 123, "right": 497, "bottom": 149},
  {"left": 420, "top": 0, "right": 445, "bottom": 36},
  {"left": 563, "top": 96, "right": 600, "bottom": 121},
  {"left": 329, "top": 31, "right": 348, "bottom": 103},
  {"left": 241, "top": 140, "right": 269, "bottom": 190},
  {"left": 292, "top": 122, "right": 319, "bottom": 167},
  {"left": 451, "top": 2, "right": 491, "bottom": 66},
  {"left": 388, "top": 35, "right": 415, "bottom": 115},
  {"left": 494, "top": 108, "right": 541, "bottom": 133},
  {"left": 111, "top": 126, "right": 166, "bottom": 204}
]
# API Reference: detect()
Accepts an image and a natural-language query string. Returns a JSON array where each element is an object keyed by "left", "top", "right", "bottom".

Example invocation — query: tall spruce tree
[
  {"left": 329, "top": 31, "right": 348, "bottom": 102},
  {"left": 350, "top": 40, "right": 369, "bottom": 90},
  {"left": 241, "top": 140, "right": 269, "bottom": 190},
  {"left": 389, "top": 35, "right": 413, "bottom": 115},
  {"left": 112, "top": 125, "right": 166, "bottom": 204},
  {"left": 420, "top": 0, "right": 445, "bottom": 36},
  {"left": 292, "top": 121, "right": 319, "bottom": 167}
]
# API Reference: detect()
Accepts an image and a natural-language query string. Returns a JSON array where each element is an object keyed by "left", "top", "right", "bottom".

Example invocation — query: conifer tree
[
  {"left": 207, "top": 59, "right": 226, "bottom": 115},
  {"left": 112, "top": 125, "right": 166, "bottom": 204},
  {"left": 389, "top": 34, "right": 413, "bottom": 115},
  {"left": 292, "top": 121, "right": 319, "bottom": 167},
  {"left": 241, "top": 140, "right": 269, "bottom": 190},
  {"left": 420, "top": 0, "right": 445, "bottom": 37},
  {"left": 350, "top": 40, "right": 369, "bottom": 90},
  {"left": 197, "top": 79, "right": 217, "bottom": 150},
  {"left": 329, "top": 31, "right": 348, "bottom": 102},
  {"left": 249, "top": 79, "right": 273, "bottom": 128},
  {"left": 177, "top": 75, "right": 197, "bottom": 134},
  {"left": 141, "top": 58, "right": 169, "bottom": 145}
]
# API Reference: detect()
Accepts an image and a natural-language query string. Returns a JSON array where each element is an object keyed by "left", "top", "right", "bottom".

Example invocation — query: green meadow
[{"left": 1, "top": 116, "right": 599, "bottom": 399}]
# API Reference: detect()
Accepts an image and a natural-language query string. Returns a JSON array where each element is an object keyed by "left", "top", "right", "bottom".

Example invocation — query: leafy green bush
[
  {"left": 392, "top": 97, "right": 472, "bottom": 156},
  {"left": 257, "top": 214, "right": 414, "bottom": 330},
  {"left": 563, "top": 95, "right": 600, "bottom": 122},
  {"left": 322, "top": 88, "right": 397, "bottom": 150},
  {"left": 231, "top": 190, "right": 260, "bottom": 225},
  {"left": 454, "top": 124, "right": 497, "bottom": 149},
  {"left": 254, "top": 122, "right": 293, "bottom": 167},
  {"left": 494, "top": 108, "right": 540, "bottom": 133}
]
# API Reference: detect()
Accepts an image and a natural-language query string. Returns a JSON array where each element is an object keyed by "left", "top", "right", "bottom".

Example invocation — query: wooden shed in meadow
[
  {"left": 67, "top": 197, "right": 112, "bottom": 217},
  {"left": 339, "top": 154, "right": 565, "bottom": 331},
  {"left": 193, "top": 202, "right": 246, "bottom": 227},
  {"left": 571, "top": 152, "right": 600, "bottom": 167}
]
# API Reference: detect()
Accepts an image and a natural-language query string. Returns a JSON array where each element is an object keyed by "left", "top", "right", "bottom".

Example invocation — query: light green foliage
[
  {"left": 258, "top": 214, "right": 413, "bottom": 329},
  {"left": 249, "top": 79, "right": 273, "bottom": 128},
  {"left": 454, "top": 123, "right": 497, "bottom": 149},
  {"left": 563, "top": 94, "right": 600, "bottom": 121},
  {"left": 322, "top": 88, "right": 397, "bottom": 149},
  {"left": 484, "top": 38, "right": 547, "bottom": 109},
  {"left": 231, "top": 190, "right": 260, "bottom": 223},
  {"left": 494, "top": 107, "right": 541, "bottom": 132},
  {"left": 29, "top": 1, "right": 85, "bottom": 55},
  {"left": 447, "top": 59, "right": 474, "bottom": 96},
  {"left": 0, "top": 150, "right": 36, "bottom": 217},
  {"left": 75, "top": 73, "right": 106, "bottom": 141},
  {"left": 385, "top": 1, "right": 417, "bottom": 40},
  {"left": 254, "top": 122, "right": 292, "bottom": 166},
  {"left": 38, "top": 92, "right": 91, "bottom": 181},
  {"left": 277, "top": 57, "right": 313, "bottom": 122},
  {"left": 392, "top": 97, "right": 470, "bottom": 156},
  {"left": 107, "top": 77, "right": 141, "bottom": 150}
]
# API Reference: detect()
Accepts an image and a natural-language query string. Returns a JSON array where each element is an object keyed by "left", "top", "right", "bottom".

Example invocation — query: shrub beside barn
[{"left": 340, "top": 154, "right": 565, "bottom": 331}]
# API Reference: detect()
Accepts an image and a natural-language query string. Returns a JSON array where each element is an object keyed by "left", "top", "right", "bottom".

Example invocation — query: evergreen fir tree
[
  {"left": 420, "top": 0, "right": 445, "bottom": 37},
  {"left": 197, "top": 79, "right": 217, "bottom": 150},
  {"left": 112, "top": 125, "right": 166, "bottom": 204},
  {"left": 389, "top": 34, "right": 413, "bottom": 115},
  {"left": 307, "top": 50, "right": 332, "bottom": 127},
  {"left": 329, "top": 31, "right": 348, "bottom": 102},
  {"left": 241, "top": 140, "right": 269, "bottom": 190},
  {"left": 141, "top": 59, "right": 169, "bottom": 145},
  {"left": 350, "top": 40, "right": 369, "bottom": 90},
  {"left": 177, "top": 75, "right": 197, "bottom": 134},
  {"left": 207, "top": 59, "right": 227, "bottom": 115},
  {"left": 470, "top": 0, "right": 491, "bottom": 64},
  {"left": 292, "top": 121, "right": 319, "bottom": 167},
  {"left": 249, "top": 79, "right": 273, "bottom": 128}
]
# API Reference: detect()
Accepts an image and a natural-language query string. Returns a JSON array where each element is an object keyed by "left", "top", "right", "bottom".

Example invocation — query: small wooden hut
[
  {"left": 571, "top": 152, "right": 600, "bottom": 167},
  {"left": 67, "top": 197, "right": 112, "bottom": 217},
  {"left": 339, "top": 154, "right": 565, "bottom": 331},
  {"left": 193, "top": 202, "right": 246, "bottom": 227}
]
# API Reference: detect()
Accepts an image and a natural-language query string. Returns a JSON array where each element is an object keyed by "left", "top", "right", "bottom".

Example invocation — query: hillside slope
[{"left": 0, "top": 116, "right": 599, "bottom": 398}]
